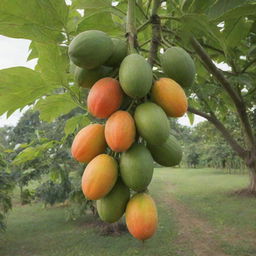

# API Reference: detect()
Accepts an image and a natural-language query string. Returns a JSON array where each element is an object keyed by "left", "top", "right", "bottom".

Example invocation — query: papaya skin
[
  {"left": 160, "top": 47, "right": 195, "bottom": 88},
  {"left": 152, "top": 78, "right": 188, "bottom": 117},
  {"left": 96, "top": 179, "right": 130, "bottom": 223},
  {"left": 126, "top": 193, "right": 158, "bottom": 240},
  {"left": 81, "top": 154, "right": 118, "bottom": 200},
  {"left": 105, "top": 111, "right": 136, "bottom": 152},
  {"left": 71, "top": 124, "right": 107, "bottom": 163},
  {"left": 87, "top": 78, "right": 123, "bottom": 119},
  {"left": 68, "top": 30, "right": 113, "bottom": 69}
]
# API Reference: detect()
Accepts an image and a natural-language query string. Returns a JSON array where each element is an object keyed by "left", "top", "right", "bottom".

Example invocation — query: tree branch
[
  {"left": 188, "top": 106, "right": 247, "bottom": 159},
  {"left": 242, "top": 58, "right": 256, "bottom": 73},
  {"left": 148, "top": 0, "right": 161, "bottom": 67},
  {"left": 126, "top": 0, "right": 138, "bottom": 53},
  {"left": 190, "top": 36, "right": 256, "bottom": 149}
]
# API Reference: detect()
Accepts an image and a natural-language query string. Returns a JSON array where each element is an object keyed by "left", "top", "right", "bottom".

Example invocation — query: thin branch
[
  {"left": 159, "top": 15, "right": 180, "bottom": 21},
  {"left": 148, "top": 0, "right": 161, "bottom": 67},
  {"left": 188, "top": 106, "right": 247, "bottom": 159},
  {"left": 137, "top": 20, "right": 150, "bottom": 32},
  {"left": 136, "top": 1, "right": 148, "bottom": 19},
  {"left": 139, "top": 39, "right": 151, "bottom": 47},
  {"left": 242, "top": 58, "right": 256, "bottom": 73},
  {"left": 199, "top": 42, "right": 224, "bottom": 55},
  {"left": 190, "top": 36, "right": 256, "bottom": 149},
  {"left": 111, "top": 6, "right": 126, "bottom": 16},
  {"left": 146, "top": 0, "right": 152, "bottom": 17}
]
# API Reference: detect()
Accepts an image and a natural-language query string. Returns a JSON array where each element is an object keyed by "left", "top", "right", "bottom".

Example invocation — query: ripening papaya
[
  {"left": 120, "top": 143, "right": 154, "bottom": 192},
  {"left": 68, "top": 30, "right": 113, "bottom": 69},
  {"left": 71, "top": 124, "right": 107, "bottom": 163},
  {"left": 96, "top": 179, "right": 130, "bottom": 223},
  {"left": 119, "top": 54, "right": 153, "bottom": 98},
  {"left": 134, "top": 102, "right": 170, "bottom": 145},
  {"left": 147, "top": 134, "right": 183, "bottom": 167},
  {"left": 151, "top": 78, "right": 188, "bottom": 117},
  {"left": 105, "top": 111, "right": 136, "bottom": 152},
  {"left": 105, "top": 38, "right": 127, "bottom": 67},
  {"left": 160, "top": 47, "right": 195, "bottom": 88},
  {"left": 87, "top": 78, "right": 123, "bottom": 119},
  {"left": 126, "top": 193, "right": 158, "bottom": 241},
  {"left": 81, "top": 154, "right": 118, "bottom": 200},
  {"left": 74, "top": 66, "right": 112, "bottom": 88}
]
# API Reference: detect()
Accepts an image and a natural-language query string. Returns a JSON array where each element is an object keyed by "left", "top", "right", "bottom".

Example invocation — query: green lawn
[{"left": 1, "top": 168, "right": 255, "bottom": 256}]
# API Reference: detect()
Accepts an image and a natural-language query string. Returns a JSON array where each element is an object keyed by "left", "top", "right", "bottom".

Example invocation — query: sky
[{"left": 0, "top": 36, "right": 205, "bottom": 128}]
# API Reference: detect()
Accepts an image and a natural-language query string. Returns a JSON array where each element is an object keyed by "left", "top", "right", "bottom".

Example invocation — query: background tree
[{"left": 0, "top": 0, "right": 255, "bottom": 204}]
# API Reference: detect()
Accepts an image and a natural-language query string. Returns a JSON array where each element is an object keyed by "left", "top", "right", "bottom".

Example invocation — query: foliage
[{"left": 0, "top": 147, "right": 14, "bottom": 232}]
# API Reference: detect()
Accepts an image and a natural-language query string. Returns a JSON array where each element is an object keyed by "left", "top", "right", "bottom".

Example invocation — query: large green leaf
[
  {"left": 73, "top": 0, "right": 112, "bottom": 10},
  {"left": 179, "top": 14, "right": 226, "bottom": 50},
  {"left": 77, "top": 11, "right": 122, "bottom": 36},
  {"left": 224, "top": 18, "right": 253, "bottom": 49},
  {"left": 34, "top": 93, "right": 77, "bottom": 122},
  {"left": 64, "top": 114, "right": 90, "bottom": 136},
  {"left": 34, "top": 43, "right": 69, "bottom": 87},
  {"left": 0, "top": 67, "right": 54, "bottom": 116},
  {"left": 0, "top": 0, "right": 68, "bottom": 43},
  {"left": 208, "top": 0, "right": 255, "bottom": 21}
]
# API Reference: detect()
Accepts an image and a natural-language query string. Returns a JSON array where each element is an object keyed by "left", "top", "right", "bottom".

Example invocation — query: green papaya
[
  {"left": 119, "top": 54, "right": 153, "bottom": 98},
  {"left": 74, "top": 66, "right": 112, "bottom": 88},
  {"left": 134, "top": 102, "right": 170, "bottom": 145},
  {"left": 120, "top": 143, "right": 154, "bottom": 192},
  {"left": 160, "top": 47, "right": 196, "bottom": 88},
  {"left": 68, "top": 30, "right": 113, "bottom": 69},
  {"left": 147, "top": 134, "right": 182, "bottom": 167},
  {"left": 105, "top": 38, "right": 127, "bottom": 67},
  {"left": 96, "top": 179, "right": 130, "bottom": 223}
]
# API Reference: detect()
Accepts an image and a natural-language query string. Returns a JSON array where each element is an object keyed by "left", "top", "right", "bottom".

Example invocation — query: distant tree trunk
[
  {"left": 249, "top": 168, "right": 256, "bottom": 192},
  {"left": 247, "top": 153, "right": 256, "bottom": 193}
]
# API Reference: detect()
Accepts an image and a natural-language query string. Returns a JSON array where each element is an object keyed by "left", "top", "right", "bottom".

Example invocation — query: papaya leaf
[
  {"left": 64, "top": 114, "right": 91, "bottom": 136},
  {"left": 77, "top": 11, "right": 122, "bottom": 36},
  {"left": 34, "top": 43, "right": 69, "bottom": 87},
  {"left": 208, "top": 1, "right": 256, "bottom": 21},
  {"left": 0, "top": 0, "right": 68, "bottom": 43},
  {"left": 12, "top": 141, "right": 56, "bottom": 165},
  {"left": 0, "top": 67, "right": 55, "bottom": 116},
  {"left": 72, "top": 0, "right": 112, "bottom": 10},
  {"left": 224, "top": 18, "right": 253, "bottom": 49},
  {"left": 27, "top": 41, "right": 38, "bottom": 61},
  {"left": 34, "top": 93, "right": 77, "bottom": 122},
  {"left": 187, "top": 112, "right": 195, "bottom": 126}
]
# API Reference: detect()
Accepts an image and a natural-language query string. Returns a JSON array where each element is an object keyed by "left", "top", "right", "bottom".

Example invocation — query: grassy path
[
  {"left": 1, "top": 168, "right": 256, "bottom": 256},
  {"left": 153, "top": 168, "right": 256, "bottom": 256}
]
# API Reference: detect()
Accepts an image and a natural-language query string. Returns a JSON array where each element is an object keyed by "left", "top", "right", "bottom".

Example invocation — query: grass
[{"left": 0, "top": 168, "right": 255, "bottom": 256}]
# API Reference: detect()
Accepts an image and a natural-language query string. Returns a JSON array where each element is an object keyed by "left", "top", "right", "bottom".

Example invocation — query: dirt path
[{"left": 160, "top": 180, "right": 256, "bottom": 256}]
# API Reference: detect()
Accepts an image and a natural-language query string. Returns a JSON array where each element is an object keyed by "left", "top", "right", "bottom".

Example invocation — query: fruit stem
[
  {"left": 127, "top": 99, "right": 136, "bottom": 113},
  {"left": 127, "top": 0, "right": 138, "bottom": 54}
]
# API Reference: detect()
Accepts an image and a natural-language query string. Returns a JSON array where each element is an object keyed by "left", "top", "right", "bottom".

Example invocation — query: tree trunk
[
  {"left": 247, "top": 153, "right": 256, "bottom": 193},
  {"left": 249, "top": 167, "right": 256, "bottom": 192}
]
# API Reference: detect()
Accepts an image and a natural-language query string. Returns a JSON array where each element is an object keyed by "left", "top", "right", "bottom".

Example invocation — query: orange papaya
[
  {"left": 126, "top": 193, "right": 158, "bottom": 240},
  {"left": 71, "top": 124, "right": 106, "bottom": 163},
  {"left": 81, "top": 154, "right": 118, "bottom": 200},
  {"left": 151, "top": 78, "right": 188, "bottom": 117},
  {"left": 105, "top": 111, "right": 136, "bottom": 152},
  {"left": 87, "top": 78, "right": 123, "bottom": 119}
]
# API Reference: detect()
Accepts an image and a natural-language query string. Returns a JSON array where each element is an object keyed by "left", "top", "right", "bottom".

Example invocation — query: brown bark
[
  {"left": 249, "top": 167, "right": 256, "bottom": 192},
  {"left": 189, "top": 106, "right": 256, "bottom": 193},
  {"left": 190, "top": 37, "right": 256, "bottom": 149}
]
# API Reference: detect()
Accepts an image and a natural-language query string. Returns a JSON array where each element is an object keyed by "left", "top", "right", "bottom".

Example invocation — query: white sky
[{"left": 0, "top": 36, "right": 205, "bottom": 128}]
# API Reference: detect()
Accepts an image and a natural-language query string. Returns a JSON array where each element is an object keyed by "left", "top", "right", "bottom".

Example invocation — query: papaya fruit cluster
[{"left": 68, "top": 30, "right": 195, "bottom": 241}]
